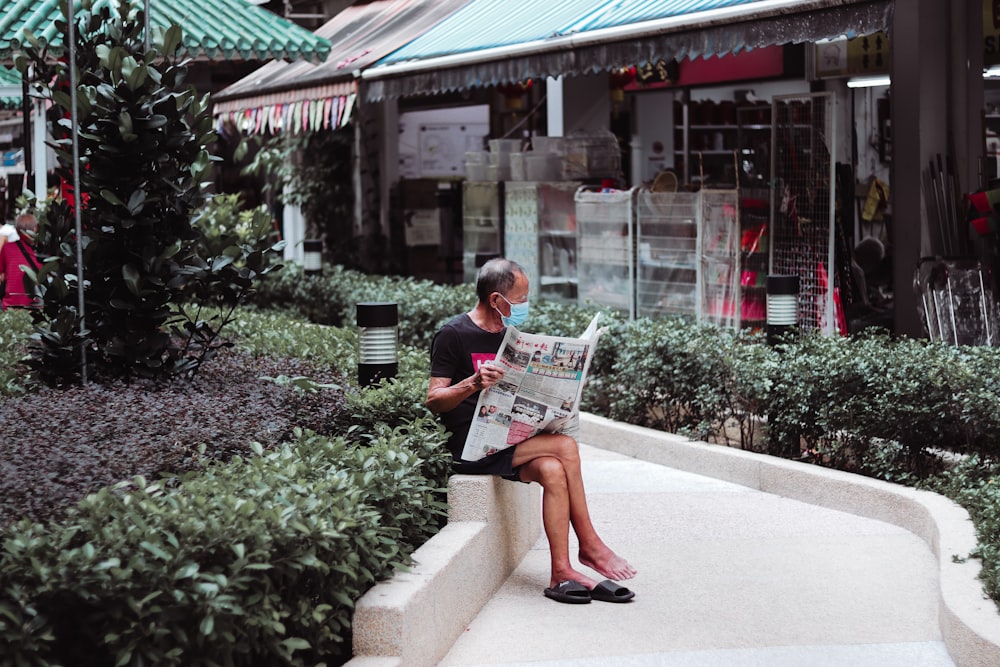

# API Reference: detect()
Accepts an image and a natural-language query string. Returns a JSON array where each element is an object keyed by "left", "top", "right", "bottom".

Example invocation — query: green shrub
[
  {"left": 0, "top": 425, "right": 448, "bottom": 667},
  {"left": 924, "top": 457, "right": 1000, "bottom": 600},
  {"left": 0, "top": 310, "right": 32, "bottom": 397},
  {"left": 602, "top": 317, "right": 733, "bottom": 440}
]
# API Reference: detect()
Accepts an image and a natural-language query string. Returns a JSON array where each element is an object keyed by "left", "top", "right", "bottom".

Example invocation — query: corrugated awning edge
[{"left": 364, "top": 0, "right": 893, "bottom": 101}]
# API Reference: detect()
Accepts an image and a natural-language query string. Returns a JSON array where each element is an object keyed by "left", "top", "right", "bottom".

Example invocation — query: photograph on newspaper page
[{"left": 461, "top": 314, "right": 603, "bottom": 461}]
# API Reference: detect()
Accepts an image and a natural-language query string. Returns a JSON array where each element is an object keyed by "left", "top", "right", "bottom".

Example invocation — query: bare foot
[
  {"left": 550, "top": 565, "right": 599, "bottom": 591},
  {"left": 579, "top": 549, "right": 636, "bottom": 581}
]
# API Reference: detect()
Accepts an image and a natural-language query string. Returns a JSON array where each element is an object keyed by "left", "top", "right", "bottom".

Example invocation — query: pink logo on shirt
[{"left": 471, "top": 353, "right": 496, "bottom": 371}]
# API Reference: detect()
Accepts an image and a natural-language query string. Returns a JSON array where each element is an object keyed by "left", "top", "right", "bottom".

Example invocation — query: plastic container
[
  {"left": 524, "top": 153, "right": 562, "bottom": 181},
  {"left": 465, "top": 162, "right": 489, "bottom": 180},
  {"left": 488, "top": 138, "right": 522, "bottom": 155},
  {"left": 464, "top": 151, "right": 489, "bottom": 180},
  {"left": 531, "top": 136, "right": 564, "bottom": 156},
  {"left": 509, "top": 152, "right": 527, "bottom": 181},
  {"left": 489, "top": 151, "right": 511, "bottom": 168},
  {"left": 562, "top": 131, "right": 620, "bottom": 179},
  {"left": 487, "top": 163, "right": 510, "bottom": 181}
]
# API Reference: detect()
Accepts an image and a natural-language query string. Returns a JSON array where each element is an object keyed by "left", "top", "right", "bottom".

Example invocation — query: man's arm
[
  {"left": 426, "top": 364, "right": 505, "bottom": 415},
  {"left": 425, "top": 375, "right": 480, "bottom": 415}
]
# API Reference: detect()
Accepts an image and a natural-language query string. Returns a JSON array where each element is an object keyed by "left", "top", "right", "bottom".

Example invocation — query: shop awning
[
  {"left": 0, "top": 0, "right": 331, "bottom": 64},
  {"left": 0, "top": 67, "right": 21, "bottom": 109},
  {"left": 362, "top": 0, "right": 893, "bottom": 100},
  {"left": 212, "top": 0, "right": 473, "bottom": 134}
]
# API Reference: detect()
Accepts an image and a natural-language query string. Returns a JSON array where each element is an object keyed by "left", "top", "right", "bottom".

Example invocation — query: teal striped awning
[
  {"left": 213, "top": 0, "right": 472, "bottom": 134},
  {"left": 363, "top": 0, "right": 893, "bottom": 100},
  {"left": 0, "top": 0, "right": 331, "bottom": 64}
]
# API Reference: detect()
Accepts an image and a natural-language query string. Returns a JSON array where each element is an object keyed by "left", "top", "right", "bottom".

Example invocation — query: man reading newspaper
[{"left": 427, "top": 258, "right": 635, "bottom": 604}]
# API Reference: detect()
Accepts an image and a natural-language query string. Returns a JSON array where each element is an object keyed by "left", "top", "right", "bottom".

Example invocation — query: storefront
[
  {"left": 211, "top": 0, "right": 474, "bottom": 271},
  {"left": 0, "top": 0, "right": 331, "bottom": 202},
  {"left": 362, "top": 0, "right": 893, "bottom": 333}
]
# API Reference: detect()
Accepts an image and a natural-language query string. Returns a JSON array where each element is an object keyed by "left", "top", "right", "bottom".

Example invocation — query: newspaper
[{"left": 461, "top": 313, "right": 604, "bottom": 461}]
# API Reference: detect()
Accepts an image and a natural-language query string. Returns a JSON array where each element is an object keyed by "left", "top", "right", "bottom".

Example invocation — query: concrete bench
[{"left": 347, "top": 474, "right": 541, "bottom": 667}]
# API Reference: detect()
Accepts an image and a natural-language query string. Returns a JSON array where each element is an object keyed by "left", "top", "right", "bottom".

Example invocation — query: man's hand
[
  {"left": 477, "top": 361, "right": 505, "bottom": 389},
  {"left": 427, "top": 362, "right": 505, "bottom": 415}
]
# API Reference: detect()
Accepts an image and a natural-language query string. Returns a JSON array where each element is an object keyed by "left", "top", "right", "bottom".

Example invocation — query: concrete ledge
[
  {"left": 348, "top": 474, "right": 540, "bottom": 667},
  {"left": 579, "top": 412, "right": 1000, "bottom": 667}
]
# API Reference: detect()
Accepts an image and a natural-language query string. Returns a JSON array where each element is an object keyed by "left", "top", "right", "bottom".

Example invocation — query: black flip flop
[
  {"left": 589, "top": 579, "right": 635, "bottom": 603},
  {"left": 543, "top": 580, "right": 592, "bottom": 604}
]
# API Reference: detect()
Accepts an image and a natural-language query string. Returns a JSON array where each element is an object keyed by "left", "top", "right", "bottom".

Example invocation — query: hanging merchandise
[
  {"left": 862, "top": 177, "right": 889, "bottom": 222},
  {"left": 923, "top": 154, "right": 965, "bottom": 256},
  {"left": 496, "top": 80, "right": 533, "bottom": 111},
  {"left": 966, "top": 185, "right": 1000, "bottom": 299},
  {"left": 608, "top": 67, "right": 636, "bottom": 115}
]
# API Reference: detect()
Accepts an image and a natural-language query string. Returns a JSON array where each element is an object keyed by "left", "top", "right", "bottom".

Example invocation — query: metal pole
[
  {"left": 68, "top": 1, "right": 88, "bottom": 385},
  {"left": 20, "top": 74, "right": 32, "bottom": 187},
  {"left": 144, "top": 0, "right": 151, "bottom": 52}
]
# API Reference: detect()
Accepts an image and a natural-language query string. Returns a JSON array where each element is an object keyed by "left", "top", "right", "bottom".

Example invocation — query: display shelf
[
  {"left": 738, "top": 187, "right": 771, "bottom": 328},
  {"left": 462, "top": 180, "right": 504, "bottom": 283},
  {"left": 503, "top": 181, "right": 580, "bottom": 303},
  {"left": 986, "top": 114, "right": 1000, "bottom": 182},
  {"left": 575, "top": 186, "right": 636, "bottom": 318},
  {"left": 635, "top": 189, "right": 699, "bottom": 319},
  {"left": 698, "top": 189, "right": 741, "bottom": 328},
  {"left": 540, "top": 276, "right": 578, "bottom": 286},
  {"left": 737, "top": 105, "right": 773, "bottom": 186}
]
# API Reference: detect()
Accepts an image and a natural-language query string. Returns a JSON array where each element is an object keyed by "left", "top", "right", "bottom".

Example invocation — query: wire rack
[
  {"left": 769, "top": 92, "right": 837, "bottom": 335},
  {"left": 575, "top": 186, "right": 636, "bottom": 319}
]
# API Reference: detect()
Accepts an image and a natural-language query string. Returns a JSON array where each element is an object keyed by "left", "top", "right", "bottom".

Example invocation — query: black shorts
[{"left": 453, "top": 446, "right": 527, "bottom": 483}]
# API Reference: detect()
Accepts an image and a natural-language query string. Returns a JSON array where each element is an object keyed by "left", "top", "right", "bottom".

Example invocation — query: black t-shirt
[{"left": 430, "top": 313, "right": 506, "bottom": 460}]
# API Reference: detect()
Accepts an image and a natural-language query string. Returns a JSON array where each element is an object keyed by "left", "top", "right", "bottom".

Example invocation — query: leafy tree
[
  {"left": 15, "top": 1, "right": 283, "bottom": 384},
  {"left": 241, "top": 128, "right": 356, "bottom": 266}
]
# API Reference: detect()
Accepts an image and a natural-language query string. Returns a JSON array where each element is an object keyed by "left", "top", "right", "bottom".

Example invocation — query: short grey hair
[{"left": 476, "top": 258, "right": 526, "bottom": 303}]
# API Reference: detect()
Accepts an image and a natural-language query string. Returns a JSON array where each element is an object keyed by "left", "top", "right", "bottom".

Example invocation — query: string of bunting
[{"left": 215, "top": 93, "right": 356, "bottom": 135}]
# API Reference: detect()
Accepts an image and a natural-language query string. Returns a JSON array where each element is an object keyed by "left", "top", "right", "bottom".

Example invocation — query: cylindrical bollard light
[
  {"left": 357, "top": 302, "right": 398, "bottom": 387},
  {"left": 303, "top": 238, "right": 323, "bottom": 275},
  {"left": 766, "top": 274, "right": 799, "bottom": 345}
]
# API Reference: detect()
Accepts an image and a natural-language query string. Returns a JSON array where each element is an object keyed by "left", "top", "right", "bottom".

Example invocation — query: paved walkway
[{"left": 439, "top": 444, "right": 955, "bottom": 666}]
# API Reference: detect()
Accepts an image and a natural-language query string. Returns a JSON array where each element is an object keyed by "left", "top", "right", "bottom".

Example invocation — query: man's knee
[
  {"left": 529, "top": 455, "right": 568, "bottom": 488},
  {"left": 552, "top": 434, "right": 580, "bottom": 464}
]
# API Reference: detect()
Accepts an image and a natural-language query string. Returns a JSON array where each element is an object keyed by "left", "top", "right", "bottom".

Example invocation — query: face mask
[{"left": 497, "top": 294, "right": 530, "bottom": 327}]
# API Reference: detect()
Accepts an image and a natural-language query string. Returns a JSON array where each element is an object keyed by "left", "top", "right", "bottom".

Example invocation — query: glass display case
[
  {"left": 505, "top": 181, "right": 581, "bottom": 303},
  {"left": 699, "top": 189, "right": 742, "bottom": 328},
  {"left": 575, "top": 186, "right": 636, "bottom": 318},
  {"left": 461, "top": 181, "right": 504, "bottom": 283},
  {"left": 635, "top": 190, "right": 699, "bottom": 319},
  {"left": 737, "top": 187, "right": 770, "bottom": 329}
]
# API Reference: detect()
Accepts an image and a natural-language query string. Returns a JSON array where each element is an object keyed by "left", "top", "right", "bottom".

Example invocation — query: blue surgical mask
[{"left": 497, "top": 294, "right": 530, "bottom": 327}]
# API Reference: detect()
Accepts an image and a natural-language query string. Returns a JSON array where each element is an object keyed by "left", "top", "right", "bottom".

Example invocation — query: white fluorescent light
[
  {"left": 847, "top": 76, "right": 891, "bottom": 88},
  {"left": 985, "top": 66, "right": 1000, "bottom": 78}
]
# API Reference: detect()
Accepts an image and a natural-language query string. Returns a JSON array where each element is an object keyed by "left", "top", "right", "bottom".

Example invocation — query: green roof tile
[{"left": 0, "top": 0, "right": 331, "bottom": 64}]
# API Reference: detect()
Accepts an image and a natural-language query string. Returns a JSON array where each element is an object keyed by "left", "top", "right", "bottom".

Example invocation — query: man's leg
[
  {"left": 519, "top": 455, "right": 599, "bottom": 589},
  {"left": 513, "top": 433, "right": 636, "bottom": 582}
]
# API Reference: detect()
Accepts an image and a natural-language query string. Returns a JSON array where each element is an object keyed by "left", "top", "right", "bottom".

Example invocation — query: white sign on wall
[
  {"left": 399, "top": 105, "right": 489, "bottom": 179},
  {"left": 403, "top": 209, "right": 442, "bottom": 247}
]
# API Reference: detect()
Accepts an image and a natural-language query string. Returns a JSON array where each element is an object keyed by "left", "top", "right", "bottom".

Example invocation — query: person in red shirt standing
[{"left": 0, "top": 213, "right": 40, "bottom": 310}]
